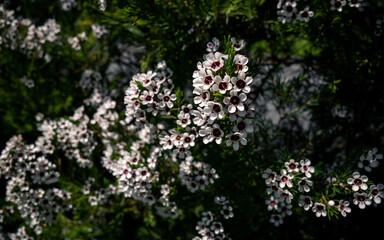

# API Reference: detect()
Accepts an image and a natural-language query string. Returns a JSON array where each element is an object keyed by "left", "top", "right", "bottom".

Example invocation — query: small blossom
[
  {"left": 269, "top": 214, "right": 283, "bottom": 227},
  {"left": 265, "top": 196, "right": 279, "bottom": 211},
  {"left": 221, "top": 205, "right": 234, "bottom": 219},
  {"left": 300, "top": 159, "right": 315, "bottom": 178},
  {"left": 298, "top": 177, "right": 313, "bottom": 192},
  {"left": 337, "top": 200, "right": 351, "bottom": 217},
  {"left": 231, "top": 37, "right": 245, "bottom": 51},
  {"left": 312, "top": 203, "right": 327, "bottom": 217},
  {"left": 353, "top": 192, "right": 371, "bottom": 209},
  {"left": 285, "top": 159, "right": 299, "bottom": 173},
  {"left": 347, "top": 172, "right": 368, "bottom": 191},
  {"left": 330, "top": 0, "right": 346, "bottom": 12},
  {"left": 299, "top": 195, "right": 313, "bottom": 211},
  {"left": 262, "top": 168, "right": 278, "bottom": 186},
  {"left": 278, "top": 169, "right": 294, "bottom": 188},
  {"left": 369, "top": 184, "right": 384, "bottom": 204},
  {"left": 215, "top": 196, "right": 229, "bottom": 205}
]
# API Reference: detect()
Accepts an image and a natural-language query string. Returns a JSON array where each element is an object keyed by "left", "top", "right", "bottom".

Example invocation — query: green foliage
[{"left": 1, "top": 0, "right": 384, "bottom": 240}]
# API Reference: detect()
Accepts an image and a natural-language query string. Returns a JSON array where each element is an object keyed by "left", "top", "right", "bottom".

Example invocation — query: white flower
[
  {"left": 231, "top": 37, "right": 245, "bottom": 51},
  {"left": 233, "top": 118, "right": 254, "bottom": 135},
  {"left": 203, "top": 52, "right": 228, "bottom": 72},
  {"left": 158, "top": 90, "right": 176, "bottom": 109},
  {"left": 211, "top": 75, "right": 232, "bottom": 94},
  {"left": 231, "top": 72, "right": 253, "bottom": 93},
  {"left": 265, "top": 196, "right": 279, "bottom": 211},
  {"left": 283, "top": 2, "right": 297, "bottom": 17},
  {"left": 298, "top": 177, "right": 313, "bottom": 192},
  {"left": 203, "top": 101, "right": 225, "bottom": 122},
  {"left": 215, "top": 196, "right": 229, "bottom": 205},
  {"left": 262, "top": 168, "right": 278, "bottom": 186},
  {"left": 300, "top": 159, "right": 315, "bottom": 178},
  {"left": 368, "top": 184, "right": 384, "bottom": 204},
  {"left": 285, "top": 159, "right": 299, "bottom": 173},
  {"left": 269, "top": 214, "right": 283, "bottom": 227},
  {"left": 279, "top": 189, "right": 293, "bottom": 204},
  {"left": 312, "top": 203, "right": 327, "bottom": 217},
  {"left": 199, "top": 124, "right": 224, "bottom": 144},
  {"left": 358, "top": 155, "right": 378, "bottom": 172},
  {"left": 337, "top": 200, "right": 351, "bottom": 217},
  {"left": 210, "top": 222, "right": 224, "bottom": 235},
  {"left": 223, "top": 90, "right": 247, "bottom": 114},
  {"left": 193, "top": 88, "right": 211, "bottom": 107},
  {"left": 225, "top": 132, "right": 247, "bottom": 151},
  {"left": 193, "top": 69, "right": 215, "bottom": 90},
  {"left": 353, "top": 193, "right": 371, "bottom": 209},
  {"left": 299, "top": 195, "right": 313, "bottom": 211},
  {"left": 177, "top": 113, "right": 191, "bottom": 128},
  {"left": 367, "top": 148, "right": 383, "bottom": 161},
  {"left": 278, "top": 169, "right": 294, "bottom": 188},
  {"left": 298, "top": 7, "right": 314, "bottom": 22},
  {"left": 233, "top": 54, "right": 248, "bottom": 73},
  {"left": 206, "top": 37, "right": 220, "bottom": 52},
  {"left": 221, "top": 205, "right": 234, "bottom": 219},
  {"left": 349, "top": 0, "right": 363, "bottom": 8},
  {"left": 330, "top": 0, "right": 346, "bottom": 12},
  {"left": 278, "top": 202, "right": 292, "bottom": 217},
  {"left": 347, "top": 172, "right": 368, "bottom": 191}
]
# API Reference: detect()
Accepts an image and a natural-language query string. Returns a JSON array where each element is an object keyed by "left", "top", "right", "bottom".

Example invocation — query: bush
[{"left": 1, "top": 0, "right": 384, "bottom": 239}]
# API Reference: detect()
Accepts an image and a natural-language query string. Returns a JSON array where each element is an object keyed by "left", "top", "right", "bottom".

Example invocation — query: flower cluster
[
  {"left": 0, "top": 135, "right": 72, "bottom": 235},
  {"left": 191, "top": 37, "right": 255, "bottom": 151},
  {"left": 330, "top": 0, "right": 364, "bottom": 12},
  {"left": 277, "top": 0, "right": 314, "bottom": 24},
  {"left": 124, "top": 63, "right": 176, "bottom": 127},
  {"left": 178, "top": 156, "right": 219, "bottom": 192},
  {"left": 192, "top": 196, "right": 234, "bottom": 240},
  {"left": 262, "top": 159, "right": 315, "bottom": 225},
  {"left": 0, "top": 5, "right": 60, "bottom": 61},
  {"left": 262, "top": 149, "right": 384, "bottom": 224}
]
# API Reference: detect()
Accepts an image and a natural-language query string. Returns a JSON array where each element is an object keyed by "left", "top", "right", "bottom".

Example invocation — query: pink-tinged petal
[
  {"left": 237, "top": 103, "right": 244, "bottom": 112},
  {"left": 279, "top": 182, "right": 285, "bottom": 188},
  {"left": 361, "top": 175, "right": 368, "bottom": 182},
  {"left": 246, "top": 76, "right": 253, "bottom": 84},
  {"left": 358, "top": 202, "right": 366, "bottom": 209},
  {"left": 228, "top": 105, "right": 236, "bottom": 113},
  {"left": 361, "top": 184, "right": 368, "bottom": 190},
  {"left": 352, "top": 172, "right": 360, "bottom": 178},
  {"left": 352, "top": 185, "right": 359, "bottom": 192},
  {"left": 243, "top": 86, "right": 251, "bottom": 93},
  {"left": 233, "top": 142, "right": 239, "bottom": 151},
  {"left": 374, "top": 197, "right": 381, "bottom": 204},
  {"left": 223, "top": 97, "right": 230, "bottom": 105},
  {"left": 347, "top": 178, "right": 353, "bottom": 184},
  {"left": 239, "top": 93, "right": 247, "bottom": 101},
  {"left": 365, "top": 200, "right": 372, "bottom": 205}
]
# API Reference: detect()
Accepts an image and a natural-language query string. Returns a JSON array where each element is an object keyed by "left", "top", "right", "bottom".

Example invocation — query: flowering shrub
[{"left": 1, "top": 0, "right": 384, "bottom": 239}]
